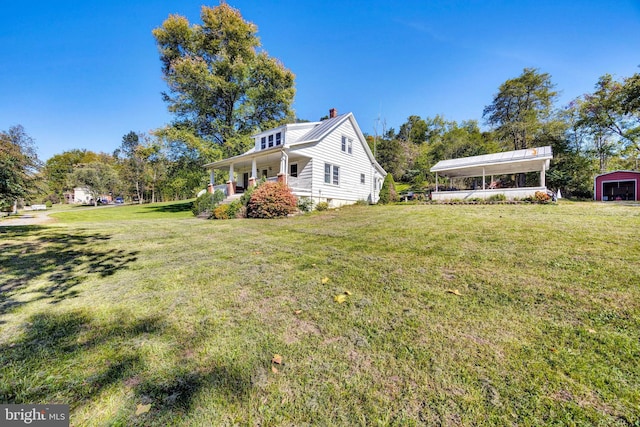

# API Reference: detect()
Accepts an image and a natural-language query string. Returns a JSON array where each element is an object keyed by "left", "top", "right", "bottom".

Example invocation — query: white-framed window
[
  {"left": 276, "top": 132, "right": 282, "bottom": 146},
  {"left": 341, "top": 136, "right": 353, "bottom": 154},
  {"left": 324, "top": 163, "right": 340, "bottom": 185},
  {"left": 360, "top": 173, "right": 365, "bottom": 184},
  {"left": 268, "top": 135, "right": 274, "bottom": 148},
  {"left": 261, "top": 137, "right": 266, "bottom": 150},
  {"left": 290, "top": 163, "right": 298, "bottom": 178}
]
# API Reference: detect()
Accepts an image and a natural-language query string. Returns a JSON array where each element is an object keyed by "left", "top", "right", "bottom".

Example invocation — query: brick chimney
[{"left": 329, "top": 108, "right": 337, "bottom": 118}]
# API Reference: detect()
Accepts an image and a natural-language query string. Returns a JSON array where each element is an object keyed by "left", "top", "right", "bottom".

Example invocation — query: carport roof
[{"left": 430, "top": 146, "right": 552, "bottom": 178}]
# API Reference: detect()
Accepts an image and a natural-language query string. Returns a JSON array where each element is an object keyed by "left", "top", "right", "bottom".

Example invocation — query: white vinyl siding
[{"left": 297, "top": 118, "right": 383, "bottom": 205}]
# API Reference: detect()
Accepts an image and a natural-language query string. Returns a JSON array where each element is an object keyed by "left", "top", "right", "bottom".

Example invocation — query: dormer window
[
  {"left": 268, "top": 135, "right": 274, "bottom": 148},
  {"left": 261, "top": 137, "right": 266, "bottom": 150},
  {"left": 276, "top": 132, "right": 282, "bottom": 145}
]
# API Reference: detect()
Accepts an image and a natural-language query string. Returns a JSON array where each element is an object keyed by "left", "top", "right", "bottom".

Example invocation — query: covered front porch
[
  {"left": 430, "top": 146, "right": 553, "bottom": 201},
  {"left": 203, "top": 148, "right": 312, "bottom": 198}
]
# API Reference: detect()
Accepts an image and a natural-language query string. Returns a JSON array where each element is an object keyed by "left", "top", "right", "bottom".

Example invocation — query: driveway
[{"left": 0, "top": 210, "right": 56, "bottom": 226}]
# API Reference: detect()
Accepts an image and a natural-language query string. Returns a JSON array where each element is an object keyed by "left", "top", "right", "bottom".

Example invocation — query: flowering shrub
[
  {"left": 247, "top": 182, "right": 297, "bottom": 218},
  {"left": 534, "top": 191, "right": 551, "bottom": 203}
]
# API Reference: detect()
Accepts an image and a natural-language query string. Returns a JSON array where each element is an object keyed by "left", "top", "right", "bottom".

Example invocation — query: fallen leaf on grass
[
  {"left": 272, "top": 354, "right": 283, "bottom": 364},
  {"left": 321, "top": 277, "right": 330, "bottom": 284},
  {"left": 446, "top": 289, "right": 462, "bottom": 296},
  {"left": 294, "top": 310, "right": 302, "bottom": 315},
  {"left": 587, "top": 329, "right": 596, "bottom": 334},
  {"left": 334, "top": 294, "right": 347, "bottom": 304},
  {"left": 135, "top": 404, "right": 151, "bottom": 416},
  {"left": 344, "top": 290, "right": 352, "bottom": 296},
  {"left": 271, "top": 365, "right": 279, "bottom": 373}
]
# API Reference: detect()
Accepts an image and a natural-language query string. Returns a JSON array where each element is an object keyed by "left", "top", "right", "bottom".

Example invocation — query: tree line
[
  {"left": 370, "top": 68, "right": 639, "bottom": 197},
  {"left": 2, "top": 4, "right": 638, "bottom": 211}
]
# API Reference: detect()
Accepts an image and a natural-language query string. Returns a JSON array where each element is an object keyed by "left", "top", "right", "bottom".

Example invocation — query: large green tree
[
  {"left": 0, "top": 125, "right": 41, "bottom": 212},
  {"left": 153, "top": 4, "right": 296, "bottom": 156},
  {"left": 43, "top": 149, "right": 105, "bottom": 202},
  {"left": 483, "top": 68, "right": 559, "bottom": 186},
  {"left": 576, "top": 73, "right": 640, "bottom": 170}
]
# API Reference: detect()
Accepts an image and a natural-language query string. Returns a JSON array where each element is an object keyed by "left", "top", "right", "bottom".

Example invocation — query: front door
[{"left": 243, "top": 172, "right": 249, "bottom": 191}]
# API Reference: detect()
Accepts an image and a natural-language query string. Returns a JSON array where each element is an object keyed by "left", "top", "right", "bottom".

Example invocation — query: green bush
[
  {"left": 247, "top": 182, "right": 298, "bottom": 218},
  {"left": 45, "top": 200, "right": 53, "bottom": 208},
  {"left": 213, "top": 204, "right": 230, "bottom": 219},
  {"left": 379, "top": 173, "right": 398, "bottom": 204},
  {"left": 227, "top": 200, "right": 244, "bottom": 218},
  {"left": 297, "top": 197, "right": 313, "bottom": 213},
  {"left": 487, "top": 194, "right": 506, "bottom": 202},
  {"left": 192, "top": 190, "right": 225, "bottom": 216},
  {"left": 315, "top": 201, "right": 329, "bottom": 211}
]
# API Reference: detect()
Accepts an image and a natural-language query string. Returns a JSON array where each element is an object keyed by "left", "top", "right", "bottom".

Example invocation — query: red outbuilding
[{"left": 594, "top": 170, "right": 640, "bottom": 201}]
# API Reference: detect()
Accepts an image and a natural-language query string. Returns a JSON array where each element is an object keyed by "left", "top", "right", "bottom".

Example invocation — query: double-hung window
[
  {"left": 261, "top": 137, "right": 266, "bottom": 150},
  {"left": 324, "top": 163, "right": 339, "bottom": 185},
  {"left": 275, "top": 132, "right": 282, "bottom": 146},
  {"left": 341, "top": 136, "right": 353, "bottom": 154},
  {"left": 268, "top": 135, "right": 274, "bottom": 148}
]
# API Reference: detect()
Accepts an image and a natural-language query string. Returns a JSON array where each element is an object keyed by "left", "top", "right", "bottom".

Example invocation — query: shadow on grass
[
  {"left": 0, "top": 309, "right": 252, "bottom": 424},
  {"left": 0, "top": 225, "right": 138, "bottom": 315},
  {"left": 0, "top": 310, "right": 161, "bottom": 404},
  {"left": 138, "top": 202, "right": 193, "bottom": 214}
]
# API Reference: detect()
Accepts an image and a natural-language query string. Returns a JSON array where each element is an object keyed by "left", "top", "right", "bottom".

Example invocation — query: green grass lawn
[{"left": 1, "top": 201, "right": 638, "bottom": 426}]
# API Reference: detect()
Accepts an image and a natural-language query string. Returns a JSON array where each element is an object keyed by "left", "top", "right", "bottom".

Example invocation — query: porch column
[
  {"left": 435, "top": 173, "right": 438, "bottom": 192},
  {"left": 540, "top": 165, "right": 546, "bottom": 188},
  {"left": 227, "top": 163, "right": 235, "bottom": 196},
  {"left": 208, "top": 169, "right": 215, "bottom": 193},
  {"left": 277, "top": 151, "right": 287, "bottom": 184},
  {"left": 482, "top": 168, "right": 486, "bottom": 190},
  {"left": 249, "top": 159, "right": 257, "bottom": 187}
]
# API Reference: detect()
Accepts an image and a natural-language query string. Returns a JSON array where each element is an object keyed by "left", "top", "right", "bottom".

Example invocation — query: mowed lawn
[{"left": 1, "top": 201, "right": 639, "bottom": 426}]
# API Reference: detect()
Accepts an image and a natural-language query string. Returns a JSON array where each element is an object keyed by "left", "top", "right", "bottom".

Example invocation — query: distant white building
[
  {"left": 64, "top": 187, "right": 112, "bottom": 204},
  {"left": 204, "top": 109, "right": 387, "bottom": 207}
]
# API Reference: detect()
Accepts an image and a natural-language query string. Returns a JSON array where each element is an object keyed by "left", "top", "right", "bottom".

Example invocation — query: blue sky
[{"left": 1, "top": 1, "right": 639, "bottom": 161}]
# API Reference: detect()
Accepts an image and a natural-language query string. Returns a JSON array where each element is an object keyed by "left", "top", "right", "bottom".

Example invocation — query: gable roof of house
[
  {"left": 293, "top": 113, "right": 348, "bottom": 144},
  {"left": 204, "top": 112, "right": 386, "bottom": 177}
]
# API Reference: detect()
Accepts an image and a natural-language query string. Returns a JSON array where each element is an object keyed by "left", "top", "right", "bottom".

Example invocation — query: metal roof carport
[{"left": 430, "top": 146, "right": 553, "bottom": 200}]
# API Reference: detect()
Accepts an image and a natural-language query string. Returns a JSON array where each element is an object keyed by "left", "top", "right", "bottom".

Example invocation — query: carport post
[{"left": 482, "top": 168, "right": 486, "bottom": 190}]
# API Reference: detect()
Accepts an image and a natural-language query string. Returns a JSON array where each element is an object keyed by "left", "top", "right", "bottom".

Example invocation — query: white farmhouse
[{"left": 204, "top": 109, "right": 387, "bottom": 207}]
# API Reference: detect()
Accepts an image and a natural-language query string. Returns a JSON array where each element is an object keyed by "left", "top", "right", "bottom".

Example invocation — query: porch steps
[{"left": 220, "top": 194, "right": 243, "bottom": 205}]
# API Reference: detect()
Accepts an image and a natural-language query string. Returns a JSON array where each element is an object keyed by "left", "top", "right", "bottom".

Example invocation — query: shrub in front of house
[
  {"left": 227, "top": 200, "right": 245, "bottom": 218},
  {"left": 192, "top": 190, "right": 224, "bottom": 217},
  {"left": 315, "top": 201, "right": 329, "bottom": 211},
  {"left": 379, "top": 173, "right": 398, "bottom": 204},
  {"left": 297, "top": 197, "right": 313, "bottom": 213},
  {"left": 246, "top": 182, "right": 297, "bottom": 219},
  {"left": 213, "top": 204, "right": 230, "bottom": 219}
]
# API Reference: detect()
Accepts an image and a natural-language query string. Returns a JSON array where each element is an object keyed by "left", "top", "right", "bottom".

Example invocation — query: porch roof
[
  {"left": 203, "top": 146, "right": 310, "bottom": 170},
  {"left": 430, "top": 146, "right": 552, "bottom": 178}
]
